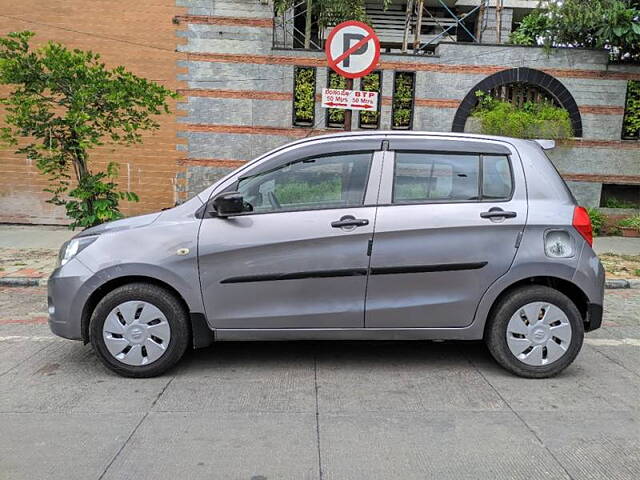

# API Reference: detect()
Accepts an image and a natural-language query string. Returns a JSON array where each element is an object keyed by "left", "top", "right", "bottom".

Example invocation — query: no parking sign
[{"left": 325, "top": 21, "right": 380, "bottom": 79}]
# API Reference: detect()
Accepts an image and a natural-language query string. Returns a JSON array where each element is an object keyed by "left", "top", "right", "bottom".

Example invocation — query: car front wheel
[
  {"left": 485, "top": 285, "right": 584, "bottom": 378},
  {"left": 90, "top": 283, "right": 190, "bottom": 378}
]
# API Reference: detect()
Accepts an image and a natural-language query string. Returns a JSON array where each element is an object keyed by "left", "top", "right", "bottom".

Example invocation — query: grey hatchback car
[{"left": 48, "top": 132, "right": 604, "bottom": 378}]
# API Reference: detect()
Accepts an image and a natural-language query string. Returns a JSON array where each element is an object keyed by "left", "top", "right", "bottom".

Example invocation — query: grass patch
[{"left": 599, "top": 253, "right": 640, "bottom": 279}]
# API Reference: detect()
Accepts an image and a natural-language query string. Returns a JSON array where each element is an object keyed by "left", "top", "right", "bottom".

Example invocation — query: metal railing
[{"left": 272, "top": 0, "right": 490, "bottom": 54}]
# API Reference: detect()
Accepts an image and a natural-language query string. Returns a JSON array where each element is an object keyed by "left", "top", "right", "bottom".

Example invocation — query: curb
[
  {"left": 0, "top": 277, "right": 48, "bottom": 287},
  {"left": 605, "top": 279, "right": 639, "bottom": 289},
  {"left": 1, "top": 277, "right": 639, "bottom": 289}
]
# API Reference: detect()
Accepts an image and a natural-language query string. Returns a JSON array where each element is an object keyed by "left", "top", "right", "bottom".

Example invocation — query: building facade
[{"left": 1, "top": 0, "right": 639, "bottom": 224}]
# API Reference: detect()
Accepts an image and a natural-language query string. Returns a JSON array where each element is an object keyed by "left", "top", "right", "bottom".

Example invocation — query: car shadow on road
[{"left": 175, "top": 339, "right": 499, "bottom": 374}]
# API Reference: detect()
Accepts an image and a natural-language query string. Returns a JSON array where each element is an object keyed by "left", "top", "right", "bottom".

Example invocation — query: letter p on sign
[{"left": 325, "top": 21, "right": 380, "bottom": 79}]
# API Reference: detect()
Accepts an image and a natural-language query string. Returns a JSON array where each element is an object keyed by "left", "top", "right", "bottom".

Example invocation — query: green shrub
[
  {"left": 619, "top": 215, "right": 640, "bottom": 230},
  {"left": 359, "top": 71, "right": 381, "bottom": 128},
  {"left": 392, "top": 72, "right": 414, "bottom": 129},
  {"left": 622, "top": 80, "right": 640, "bottom": 139},
  {"left": 586, "top": 208, "right": 605, "bottom": 236},
  {"left": 293, "top": 67, "right": 315, "bottom": 125},
  {"left": 604, "top": 197, "right": 638, "bottom": 208},
  {"left": 472, "top": 91, "right": 573, "bottom": 139}
]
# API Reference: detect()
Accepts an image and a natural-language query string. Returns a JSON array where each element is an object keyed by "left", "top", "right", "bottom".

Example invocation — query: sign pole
[{"left": 343, "top": 77, "right": 353, "bottom": 131}]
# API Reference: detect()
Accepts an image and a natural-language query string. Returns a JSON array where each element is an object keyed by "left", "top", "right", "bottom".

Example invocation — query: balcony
[{"left": 273, "top": 0, "right": 527, "bottom": 54}]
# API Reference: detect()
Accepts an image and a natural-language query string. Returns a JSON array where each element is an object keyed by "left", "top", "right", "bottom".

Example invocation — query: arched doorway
[{"left": 452, "top": 67, "right": 582, "bottom": 137}]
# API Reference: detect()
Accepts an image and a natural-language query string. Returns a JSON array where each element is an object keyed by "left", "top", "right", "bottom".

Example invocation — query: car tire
[
  {"left": 485, "top": 285, "right": 584, "bottom": 378},
  {"left": 90, "top": 283, "right": 190, "bottom": 378}
]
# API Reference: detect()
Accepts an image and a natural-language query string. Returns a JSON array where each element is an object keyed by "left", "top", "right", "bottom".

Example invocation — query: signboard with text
[{"left": 321, "top": 88, "right": 379, "bottom": 111}]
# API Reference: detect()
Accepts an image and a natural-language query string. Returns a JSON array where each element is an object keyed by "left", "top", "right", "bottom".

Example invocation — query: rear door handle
[
  {"left": 480, "top": 208, "right": 517, "bottom": 219},
  {"left": 331, "top": 215, "right": 369, "bottom": 228}
]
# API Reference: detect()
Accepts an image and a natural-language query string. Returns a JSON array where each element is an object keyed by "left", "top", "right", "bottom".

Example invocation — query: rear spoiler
[{"left": 533, "top": 139, "right": 555, "bottom": 150}]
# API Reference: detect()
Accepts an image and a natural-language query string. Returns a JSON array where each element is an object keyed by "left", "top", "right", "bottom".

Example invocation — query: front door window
[{"left": 236, "top": 152, "right": 372, "bottom": 213}]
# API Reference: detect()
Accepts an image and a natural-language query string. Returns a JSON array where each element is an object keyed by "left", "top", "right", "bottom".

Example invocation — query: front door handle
[
  {"left": 480, "top": 207, "right": 517, "bottom": 219},
  {"left": 331, "top": 215, "right": 369, "bottom": 228}
]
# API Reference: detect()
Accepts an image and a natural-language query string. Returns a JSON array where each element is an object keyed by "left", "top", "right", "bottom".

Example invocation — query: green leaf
[{"left": 613, "top": 26, "right": 626, "bottom": 37}]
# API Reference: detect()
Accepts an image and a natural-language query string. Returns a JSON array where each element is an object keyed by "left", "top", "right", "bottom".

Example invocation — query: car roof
[{"left": 287, "top": 130, "right": 536, "bottom": 150}]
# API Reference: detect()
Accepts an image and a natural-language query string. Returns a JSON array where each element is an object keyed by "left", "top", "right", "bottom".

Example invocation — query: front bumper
[{"left": 48, "top": 258, "right": 93, "bottom": 340}]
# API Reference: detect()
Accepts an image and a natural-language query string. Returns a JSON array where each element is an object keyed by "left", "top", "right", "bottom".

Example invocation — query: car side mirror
[{"left": 211, "top": 192, "right": 246, "bottom": 217}]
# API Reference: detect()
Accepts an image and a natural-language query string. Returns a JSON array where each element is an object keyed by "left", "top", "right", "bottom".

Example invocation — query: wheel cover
[
  {"left": 102, "top": 300, "right": 171, "bottom": 366},
  {"left": 506, "top": 301, "right": 572, "bottom": 367}
]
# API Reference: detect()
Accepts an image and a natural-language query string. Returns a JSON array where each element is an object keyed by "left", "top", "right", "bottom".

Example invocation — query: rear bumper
[{"left": 585, "top": 303, "right": 603, "bottom": 332}]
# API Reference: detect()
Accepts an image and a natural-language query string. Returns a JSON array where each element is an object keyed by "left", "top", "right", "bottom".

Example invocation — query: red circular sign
[{"left": 325, "top": 21, "right": 380, "bottom": 79}]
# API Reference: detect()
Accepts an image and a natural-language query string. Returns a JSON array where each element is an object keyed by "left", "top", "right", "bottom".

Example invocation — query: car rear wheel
[
  {"left": 485, "top": 285, "right": 584, "bottom": 378},
  {"left": 90, "top": 283, "right": 189, "bottom": 378}
]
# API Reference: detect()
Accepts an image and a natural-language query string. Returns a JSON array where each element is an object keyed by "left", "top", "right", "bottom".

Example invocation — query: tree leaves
[
  {"left": 0, "top": 31, "right": 176, "bottom": 229},
  {"left": 510, "top": 0, "right": 640, "bottom": 61}
]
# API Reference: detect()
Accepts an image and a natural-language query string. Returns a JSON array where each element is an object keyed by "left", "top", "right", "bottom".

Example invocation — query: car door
[
  {"left": 365, "top": 137, "right": 527, "bottom": 328},
  {"left": 198, "top": 139, "right": 383, "bottom": 329}
]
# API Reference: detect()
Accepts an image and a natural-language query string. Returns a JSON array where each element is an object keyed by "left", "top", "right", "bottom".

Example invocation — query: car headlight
[
  {"left": 58, "top": 236, "right": 98, "bottom": 267},
  {"left": 544, "top": 230, "right": 575, "bottom": 258}
]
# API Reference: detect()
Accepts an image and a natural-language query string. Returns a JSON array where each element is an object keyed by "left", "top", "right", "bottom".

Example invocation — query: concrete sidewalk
[
  {"left": 0, "top": 225, "right": 74, "bottom": 286},
  {"left": 0, "top": 224, "right": 639, "bottom": 287},
  {"left": 594, "top": 236, "right": 640, "bottom": 256},
  {"left": 0, "top": 225, "right": 74, "bottom": 249}
]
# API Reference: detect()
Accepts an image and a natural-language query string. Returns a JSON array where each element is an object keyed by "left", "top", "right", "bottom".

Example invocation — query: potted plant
[
  {"left": 618, "top": 215, "right": 640, "bottom": 237},
  {"left": 326, "top": 71, "right": 346, "bottom": 129}
]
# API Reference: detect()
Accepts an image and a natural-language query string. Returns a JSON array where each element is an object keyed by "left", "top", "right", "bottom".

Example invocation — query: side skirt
[{"left": 213, "top": 327, "right": 483, "bottom": 342}]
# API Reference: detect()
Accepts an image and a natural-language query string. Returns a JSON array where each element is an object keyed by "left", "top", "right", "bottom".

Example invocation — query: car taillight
[{"left": 572, "top": 206, "right": 593, "bottom": 246}]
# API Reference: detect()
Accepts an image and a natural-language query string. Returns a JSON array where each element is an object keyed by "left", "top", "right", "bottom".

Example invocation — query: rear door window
[
  {"left": 392, "top": 152, "right": 512, "bottom": 203},
  {"left": 393, "top": 152, "right": 480, "bottom": 203}
]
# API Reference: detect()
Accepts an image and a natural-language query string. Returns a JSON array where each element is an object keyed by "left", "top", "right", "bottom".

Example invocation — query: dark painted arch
[{"left": 452, "top": 67, "right": 582, "bottom": 137}]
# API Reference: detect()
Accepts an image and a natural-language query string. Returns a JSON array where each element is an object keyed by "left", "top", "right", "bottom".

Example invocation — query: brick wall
[{"left": 0, "top": 0, "right": 185, "bottom": 224}]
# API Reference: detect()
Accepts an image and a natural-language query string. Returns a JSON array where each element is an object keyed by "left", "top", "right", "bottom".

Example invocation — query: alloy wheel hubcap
[
  {"left": 102, "top": 300, "right": 171, "bottom": 366},
  {"left": 506, "top": 301, "right": 572, "bottom": 366}
]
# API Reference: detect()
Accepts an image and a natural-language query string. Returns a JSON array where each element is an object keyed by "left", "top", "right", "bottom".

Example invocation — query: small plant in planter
[
  {"left": 326, "top": 71, "right": 346, "bottom": 128},
  {"left": 618, "top": 215, "right": 640, "bottom": 237},
  {"left": 622, "top": 80, "right": 640, "bottom": 140},
  {"left": 359, "top": 71, "right": 381, "bottom": 129},
  {"left": 392, "top": 72, "right": 414, "bottom": 130},
  {"left": 293, "top": 67, "right": 315, "bottom": 127}
]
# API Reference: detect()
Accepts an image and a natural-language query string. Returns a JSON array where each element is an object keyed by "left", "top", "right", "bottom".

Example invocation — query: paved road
[{"left": 0, "top": 286, "right": 638, "bottom": 480}]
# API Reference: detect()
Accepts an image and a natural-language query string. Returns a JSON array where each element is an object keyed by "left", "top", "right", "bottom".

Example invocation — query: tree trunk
[
  {"left": 402, "top": 0, "right": 415, "bottom": 53},
  {"left": 413, "top": 0, "right": 424, "bottom": 53},
  {"left": 304, "top": 0, "right": 313, "bottom": 49}
]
